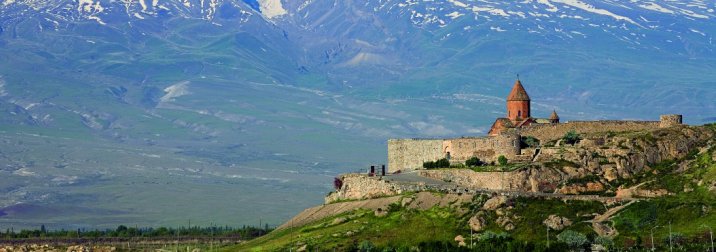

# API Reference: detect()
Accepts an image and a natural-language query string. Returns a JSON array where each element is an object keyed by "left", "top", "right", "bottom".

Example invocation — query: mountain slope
[{"left": 0, "top": 0, "right": 715, "bottom": 228}]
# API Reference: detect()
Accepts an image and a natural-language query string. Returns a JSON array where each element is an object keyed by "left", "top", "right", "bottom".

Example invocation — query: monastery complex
[{"left": 387, "top": 79, "right": 684, "bottom": 173}]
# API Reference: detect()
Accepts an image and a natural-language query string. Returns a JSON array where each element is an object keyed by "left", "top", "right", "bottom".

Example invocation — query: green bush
[
  {"left": 465, "top": 157, "right": 485, "bottom": 167},
  {"left": 556, "top": 230, "right": 588, "bottom": 249},
  {"left": 562, "top": 130, "right": 581, "bottom": 145},
  {"left": 478, "top": 231, "right": 510, "bottom": 241},
  {"left": 498, "top": 155, "right": 508, "bottom": 166},
  {"left": 359, "top": 240, "right": 376, "bottom": 252},
  {"left": 423, "top": 158, "right": 450, "bottom": 169},
  {"left": 595, "top": 236, "right": 614, "bottom": 250},
  {"left": 521, "top": 136, "right": 541, "bottom": 148}
]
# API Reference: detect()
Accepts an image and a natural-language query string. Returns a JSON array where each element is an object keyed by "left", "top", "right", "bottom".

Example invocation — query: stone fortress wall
[
  {"left": 387, "top": 139, "right": 444, "bottom": 173},
  {"left": 518, "top": 120, "right": 661, "bottom": 142},
  {"left": 443, "top": 132, "right": 521, "bottom": 164},
  {"left": 388, "top": 115, "right": 682, "bottom": 173},
  {"left": 387, "top": 133, "right": 520, "bottom": 173}
]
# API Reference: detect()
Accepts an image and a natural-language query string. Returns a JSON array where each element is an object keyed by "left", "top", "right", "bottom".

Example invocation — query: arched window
[{"left": 518, "top": 110, "right": 522, "bottom": 117}]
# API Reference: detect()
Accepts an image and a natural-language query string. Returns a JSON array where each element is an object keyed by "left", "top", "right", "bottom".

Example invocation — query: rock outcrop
[
  {"left": 482, "top": 196, "right": 508, "bottom": 210},
  {"left": 558, "top": 182, "right": 605, "bottom": 195},
  {"left": 543, "top": 215, "right": 572, "bottom": 231},
  {"left": 468, "top": 214, "right": 486, "bottom": 232}
]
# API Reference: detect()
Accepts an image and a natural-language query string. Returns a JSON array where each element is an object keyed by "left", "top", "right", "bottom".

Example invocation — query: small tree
[
  {"left": 465, "top": 157, "right": 485, "bottom": 167},
  {"left": 521, "top": 136, "right": 540, "bottom": 148},
  {"left": 562, "top": 130, "right": 582, "bottom": 145},
  {"left": 557, "top": 230, "right": 588, "bottom": 250},
  {"left": 498, "top": 155, "right": 508, "bottom": 166}
]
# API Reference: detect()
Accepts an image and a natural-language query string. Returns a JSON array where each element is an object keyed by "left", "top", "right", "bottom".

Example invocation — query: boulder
[
  {"left": 66, "top": 246, "right": 88, "bottom": 252},
  {"left": 401, "top": 197, "right": 414, "bottom": 207},
  {"left": 558, "top": 182, "right": 605, "bottom": 194},
  {"left": 469, "top": 214, "right": 486, "bottom": 232},
  {"left": 603, "top": 167, "right": 618, "bottom": 182},
  {"left": 454, "top": 235, "right": 466, "bottom": 247},
  {"left": 543, "top": 215, "right": 572, "bottom": 231},
  {"left": 496, "top": 216, "right": 514, "bottom": 231},
  {"left": 331, "top": 217, "right": 347, "bottom": 225},
  {"left": 374, "top": 208, "right": 388, "bottom": 217},
  {"left": 297, "top": 245, "right": 308, "bottom": 252},
  {"left": 482, "top": 196, "right": 508, "bottom": 210}
]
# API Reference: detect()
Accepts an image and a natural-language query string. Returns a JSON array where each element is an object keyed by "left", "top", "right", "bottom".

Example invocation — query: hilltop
[{"left": 230, "top": 123, "right": 716, "bottom": 251}]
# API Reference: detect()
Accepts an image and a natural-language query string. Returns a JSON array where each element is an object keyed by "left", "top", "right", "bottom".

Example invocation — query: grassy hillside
[{"left": 229, "top": 126, "right": 716, "bottom": 251}]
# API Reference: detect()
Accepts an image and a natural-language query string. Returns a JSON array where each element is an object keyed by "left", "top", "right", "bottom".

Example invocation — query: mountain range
[{"left": 0, "top": 0, "right": 715, "bottom": 228}]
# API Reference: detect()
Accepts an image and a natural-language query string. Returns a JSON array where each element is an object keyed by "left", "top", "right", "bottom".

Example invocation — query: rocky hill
[{"left": 229, "top": 124, "right": 716, "bottom": 251}]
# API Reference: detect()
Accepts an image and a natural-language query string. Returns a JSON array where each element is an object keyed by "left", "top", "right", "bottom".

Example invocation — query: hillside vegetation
[{"left": 230, "top": 124, "right": 716, "bottom": 251}]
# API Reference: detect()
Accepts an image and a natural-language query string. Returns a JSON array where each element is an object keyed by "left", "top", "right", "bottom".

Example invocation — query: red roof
[{"left": 507, "top": 79, "right": 530, "bottom": 101}]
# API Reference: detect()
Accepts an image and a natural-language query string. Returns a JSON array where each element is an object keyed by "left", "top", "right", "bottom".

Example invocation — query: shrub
[
  {"left": 423, "top": 158, "right": 450, "bottom": 169},
  {"left": 423, "top": 161, "right": 435, "bottom": 169},
  {"left": 465, "top": 157, "right": 485, "bottom": 167},
  {"left": 595, "top": 236, "right": 614, "bottom": 249},
  {"left": 334, "top": 177, "right": 343, "bottom": 190},
  {"left": 556, "top": 230, "right": 587, "bottom": 249},
  {"left": 436, "top": 158, "right": 450, "bottom": 168},
  {"left": 358, "top": 240, "right": 376, "bottom": 252},
  {"left": 562, "top": 130, "right": 581, "bottom": 145},
  {"left": 478, "top": 231, "right": 510, "bottom": 241},
  {"left": 498, "top": 155, "right": 508, "bottom": 166},
  {"left": 521, "top": 136, "right": 541, "bottom": 148}
]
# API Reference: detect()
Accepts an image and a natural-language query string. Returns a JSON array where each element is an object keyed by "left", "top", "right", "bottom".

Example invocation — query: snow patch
[
  {"left": 0, "top": 76, "right": 7, "bottom": 97},
  {"left": 13, "top": 168, "right": 36, "bottom": 177},
  {"left": 690, "top": 28, "right": 706, "bottom": 36},
  {"left": 472, "top": 6, "right": 510, "bottom": 17},
  {"left": 161, "top": 81, "right": 191, "bottom": 103},
  {"left": 637, "top": 2, "right": 674, "bottom": 14},
  {"left": 139, "top": 0, "right": 148, "bottom": 11},
  {"left": 258, "top": 0, "right": 287, "bottom": 19},
  {"left": 87, "top": 16, "right": 106, "bottom": 25},
  {"left": 537, "top": 0, "right": 559, "bottom": 12},
  {"left": 446, "top": 11, "right": 464, "bottom": 19},
  {"left": 343, "top": 53, "right": 385, "bottom": 66},
  {"left": 140, "top": 153, "right": 161, "bottom": 158},
  {"left": 447, "top": 0, "right": 469, "bottom": 8},
  {"left": 551, "top": 0, "right": 640, "bottom": 26}
]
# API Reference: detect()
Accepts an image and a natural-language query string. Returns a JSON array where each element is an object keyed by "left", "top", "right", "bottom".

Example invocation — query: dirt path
[{"left": 589, "top": 200, "right": 636, "bottom": 237}]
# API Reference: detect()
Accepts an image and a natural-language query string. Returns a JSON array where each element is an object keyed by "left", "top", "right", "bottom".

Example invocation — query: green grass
[
  {"left": 227, "top": 205, "right": 463, "bottom": 251},
  {"left": 507, "top": 198, "right": 602, "bottom": 242},
  {"left": 469, "top": 163, "right": 530, "bottom": 172}
]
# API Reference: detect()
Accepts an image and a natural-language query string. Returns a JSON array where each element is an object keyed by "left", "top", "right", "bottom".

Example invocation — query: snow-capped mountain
[{"left": 0, "top": 0, "right": 715, "bottom": 228}]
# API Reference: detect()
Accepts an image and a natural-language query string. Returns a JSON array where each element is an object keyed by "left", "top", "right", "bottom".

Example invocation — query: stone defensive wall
[
  {"left": 387, "top": 139, "right": 444, "bottom": 174},
  {"left": 387, "top": 133, "right": 521, "bottom": 173},
  {"left": 443, "top": 133, "right": 521, "bottom": 164},
  {"left": 519, "top": 120, "right": 660, "bottom": 142},
  {"left": 325, "top": 172, "right": 615, "bottom": 204}
]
